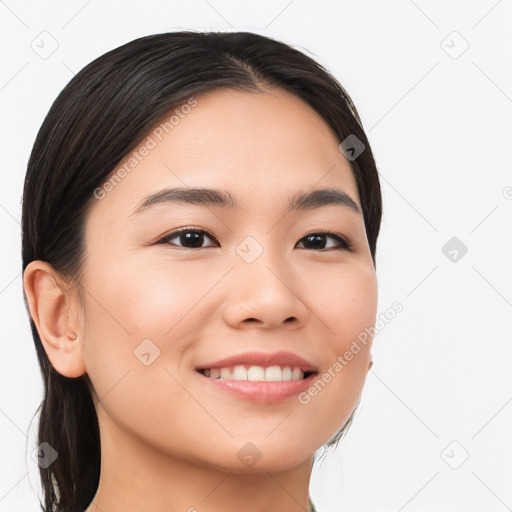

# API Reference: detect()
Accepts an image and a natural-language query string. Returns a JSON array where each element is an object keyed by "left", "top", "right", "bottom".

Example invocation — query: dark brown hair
[{"left": 21, "top": 30, "right": 382, "bottom": 511}]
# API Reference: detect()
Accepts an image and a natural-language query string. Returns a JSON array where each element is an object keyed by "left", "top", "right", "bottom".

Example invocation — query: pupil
[
  {"left": 182, "top": 232, "right": 203, "bottom": 248},
  {"left": 306, "top": 234, "right": 324, "bottom": 249}
]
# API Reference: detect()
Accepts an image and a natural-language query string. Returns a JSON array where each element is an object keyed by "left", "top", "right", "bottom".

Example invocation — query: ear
[{"left": 23, "top": 260, "right": 86, "bottom": 378}]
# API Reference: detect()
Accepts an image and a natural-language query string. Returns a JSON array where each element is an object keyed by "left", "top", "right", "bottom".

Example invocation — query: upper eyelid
[
  {"left": 159, "top": 226, "right": 217, "bottom": 241},
  {"left": 155, "top": 227, "right": 218, "bottom": 247}
]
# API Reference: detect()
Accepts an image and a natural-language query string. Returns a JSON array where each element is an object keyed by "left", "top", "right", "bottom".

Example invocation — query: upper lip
[{"left": 196, "top": 350, "right": 318, "bottom": 373}]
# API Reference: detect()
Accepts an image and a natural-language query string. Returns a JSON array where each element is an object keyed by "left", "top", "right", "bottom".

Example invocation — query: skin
[{"left": 23, "top": 86, "right": 378, "bottom": 512}]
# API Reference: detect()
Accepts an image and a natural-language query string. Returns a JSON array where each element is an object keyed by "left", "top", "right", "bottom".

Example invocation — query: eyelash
[{"left": 156, "top": 227, "right": 353, "bottom": 251}]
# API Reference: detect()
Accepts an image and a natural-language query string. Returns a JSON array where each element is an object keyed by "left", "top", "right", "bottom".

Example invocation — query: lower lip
[{"left": 197, "top": 371, "right": 317, "bottom": 403}]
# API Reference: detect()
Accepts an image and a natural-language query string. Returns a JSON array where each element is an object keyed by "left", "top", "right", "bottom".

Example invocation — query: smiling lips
[
  {"left": 196, "top": 350, "right": 318, "bottom": 378},
  {"left": 196, "top": 350, "right": 319, "bottom": 403}
]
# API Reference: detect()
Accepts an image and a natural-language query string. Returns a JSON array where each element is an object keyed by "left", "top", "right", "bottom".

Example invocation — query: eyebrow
[{"left": 130, "top": 186, "right": 362, "bottom": 216}]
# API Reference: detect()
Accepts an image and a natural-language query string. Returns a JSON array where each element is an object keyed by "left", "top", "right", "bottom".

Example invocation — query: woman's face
[{"left": 79, "top": 86, "right": 377, "bottom": 472}]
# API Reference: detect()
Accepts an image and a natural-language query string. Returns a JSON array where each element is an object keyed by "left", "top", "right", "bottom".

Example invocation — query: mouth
[
  {"left": 196, "top": 365, "right": 317, "bottom": 382},
  {"left": 196, "top": 366, "right": 318, "bottom": 403},
  {"left": 194, "top": 350, "right": 318, "bottom": 378},
  {"left": 194, "top": 351, "right": 319, "bottom": 403}
]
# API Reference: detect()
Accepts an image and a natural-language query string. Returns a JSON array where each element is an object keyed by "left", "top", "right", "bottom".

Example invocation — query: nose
[{"left": 221, "top": 246, "right": 310, "bottom": 331}]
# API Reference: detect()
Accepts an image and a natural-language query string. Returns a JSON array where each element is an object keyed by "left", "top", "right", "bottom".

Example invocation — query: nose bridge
[{"left": 234, "top": 232, "right": 289, "bottom": 288}]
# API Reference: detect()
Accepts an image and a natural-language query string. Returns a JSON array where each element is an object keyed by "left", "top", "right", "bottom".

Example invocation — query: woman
[{"left": 22, "top": 31, "right": 382, "bottom": 512}]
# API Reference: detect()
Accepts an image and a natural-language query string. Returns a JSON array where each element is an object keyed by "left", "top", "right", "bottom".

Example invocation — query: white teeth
[
  {"left": 291, "top": 367, "right": 302, "bottom": 380},
  {"left": 247, "top": 366, "right": 264, "bottom": 381},
  {"left": 232, "top": 365, "right": 247, "bottom": 380},
  {"left": 202, "top": 365, "right": 306, "bottom": 381},
  {"left": 220, "top": 367, "right": 232, "bottom": 379},
  {"left": 265, "top": 365, "right": 282, "bottom": 381}
]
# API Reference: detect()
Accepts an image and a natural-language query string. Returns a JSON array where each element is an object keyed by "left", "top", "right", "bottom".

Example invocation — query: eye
[
  {"left": 156, "top": 228, "right": 352, "bottom": 251},
  {"left": 156, "top": 228, "right": 218, "bottom": 249},
  {"left": 296, "top": 231, "right": 352, "bottom": 251}
]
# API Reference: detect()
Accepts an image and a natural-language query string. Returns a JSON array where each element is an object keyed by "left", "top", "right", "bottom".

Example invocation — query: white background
[{"left": 1, "top": 1, "right": 511, "bottom": 511}]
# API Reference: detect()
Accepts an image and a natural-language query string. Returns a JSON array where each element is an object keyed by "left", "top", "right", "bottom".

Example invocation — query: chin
[{"left": 201, "top": 440, "right": 317, "bottom": 474}]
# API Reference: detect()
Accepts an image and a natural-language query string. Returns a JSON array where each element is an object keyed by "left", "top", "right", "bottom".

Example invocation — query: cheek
[
  {"left": 83, "top": 256, "right": 217, "bottom": 340},
  {"left": 301, "top": 261, "right": 378, "bottom": 347},
  {"left": 79, "top": 261, "right": 206, "bottom": 454},
  {"left": 295, "top": 264, "right": 377, "bottom": 432},
  {"left": 80, "top": 257, "right": 222, "bottom": 401}
]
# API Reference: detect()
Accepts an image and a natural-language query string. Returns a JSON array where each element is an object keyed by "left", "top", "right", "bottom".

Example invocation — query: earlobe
[{"left": 23, "top": 261, "right": 86, "bottom": 378}]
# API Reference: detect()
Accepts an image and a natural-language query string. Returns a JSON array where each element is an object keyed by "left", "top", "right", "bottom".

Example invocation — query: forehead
[
  {"left": 172, "top": 86, "right": 342, "bottom": 160},
  {"left": 90, "top": 86, "right": 360, "bottom": 220}
]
